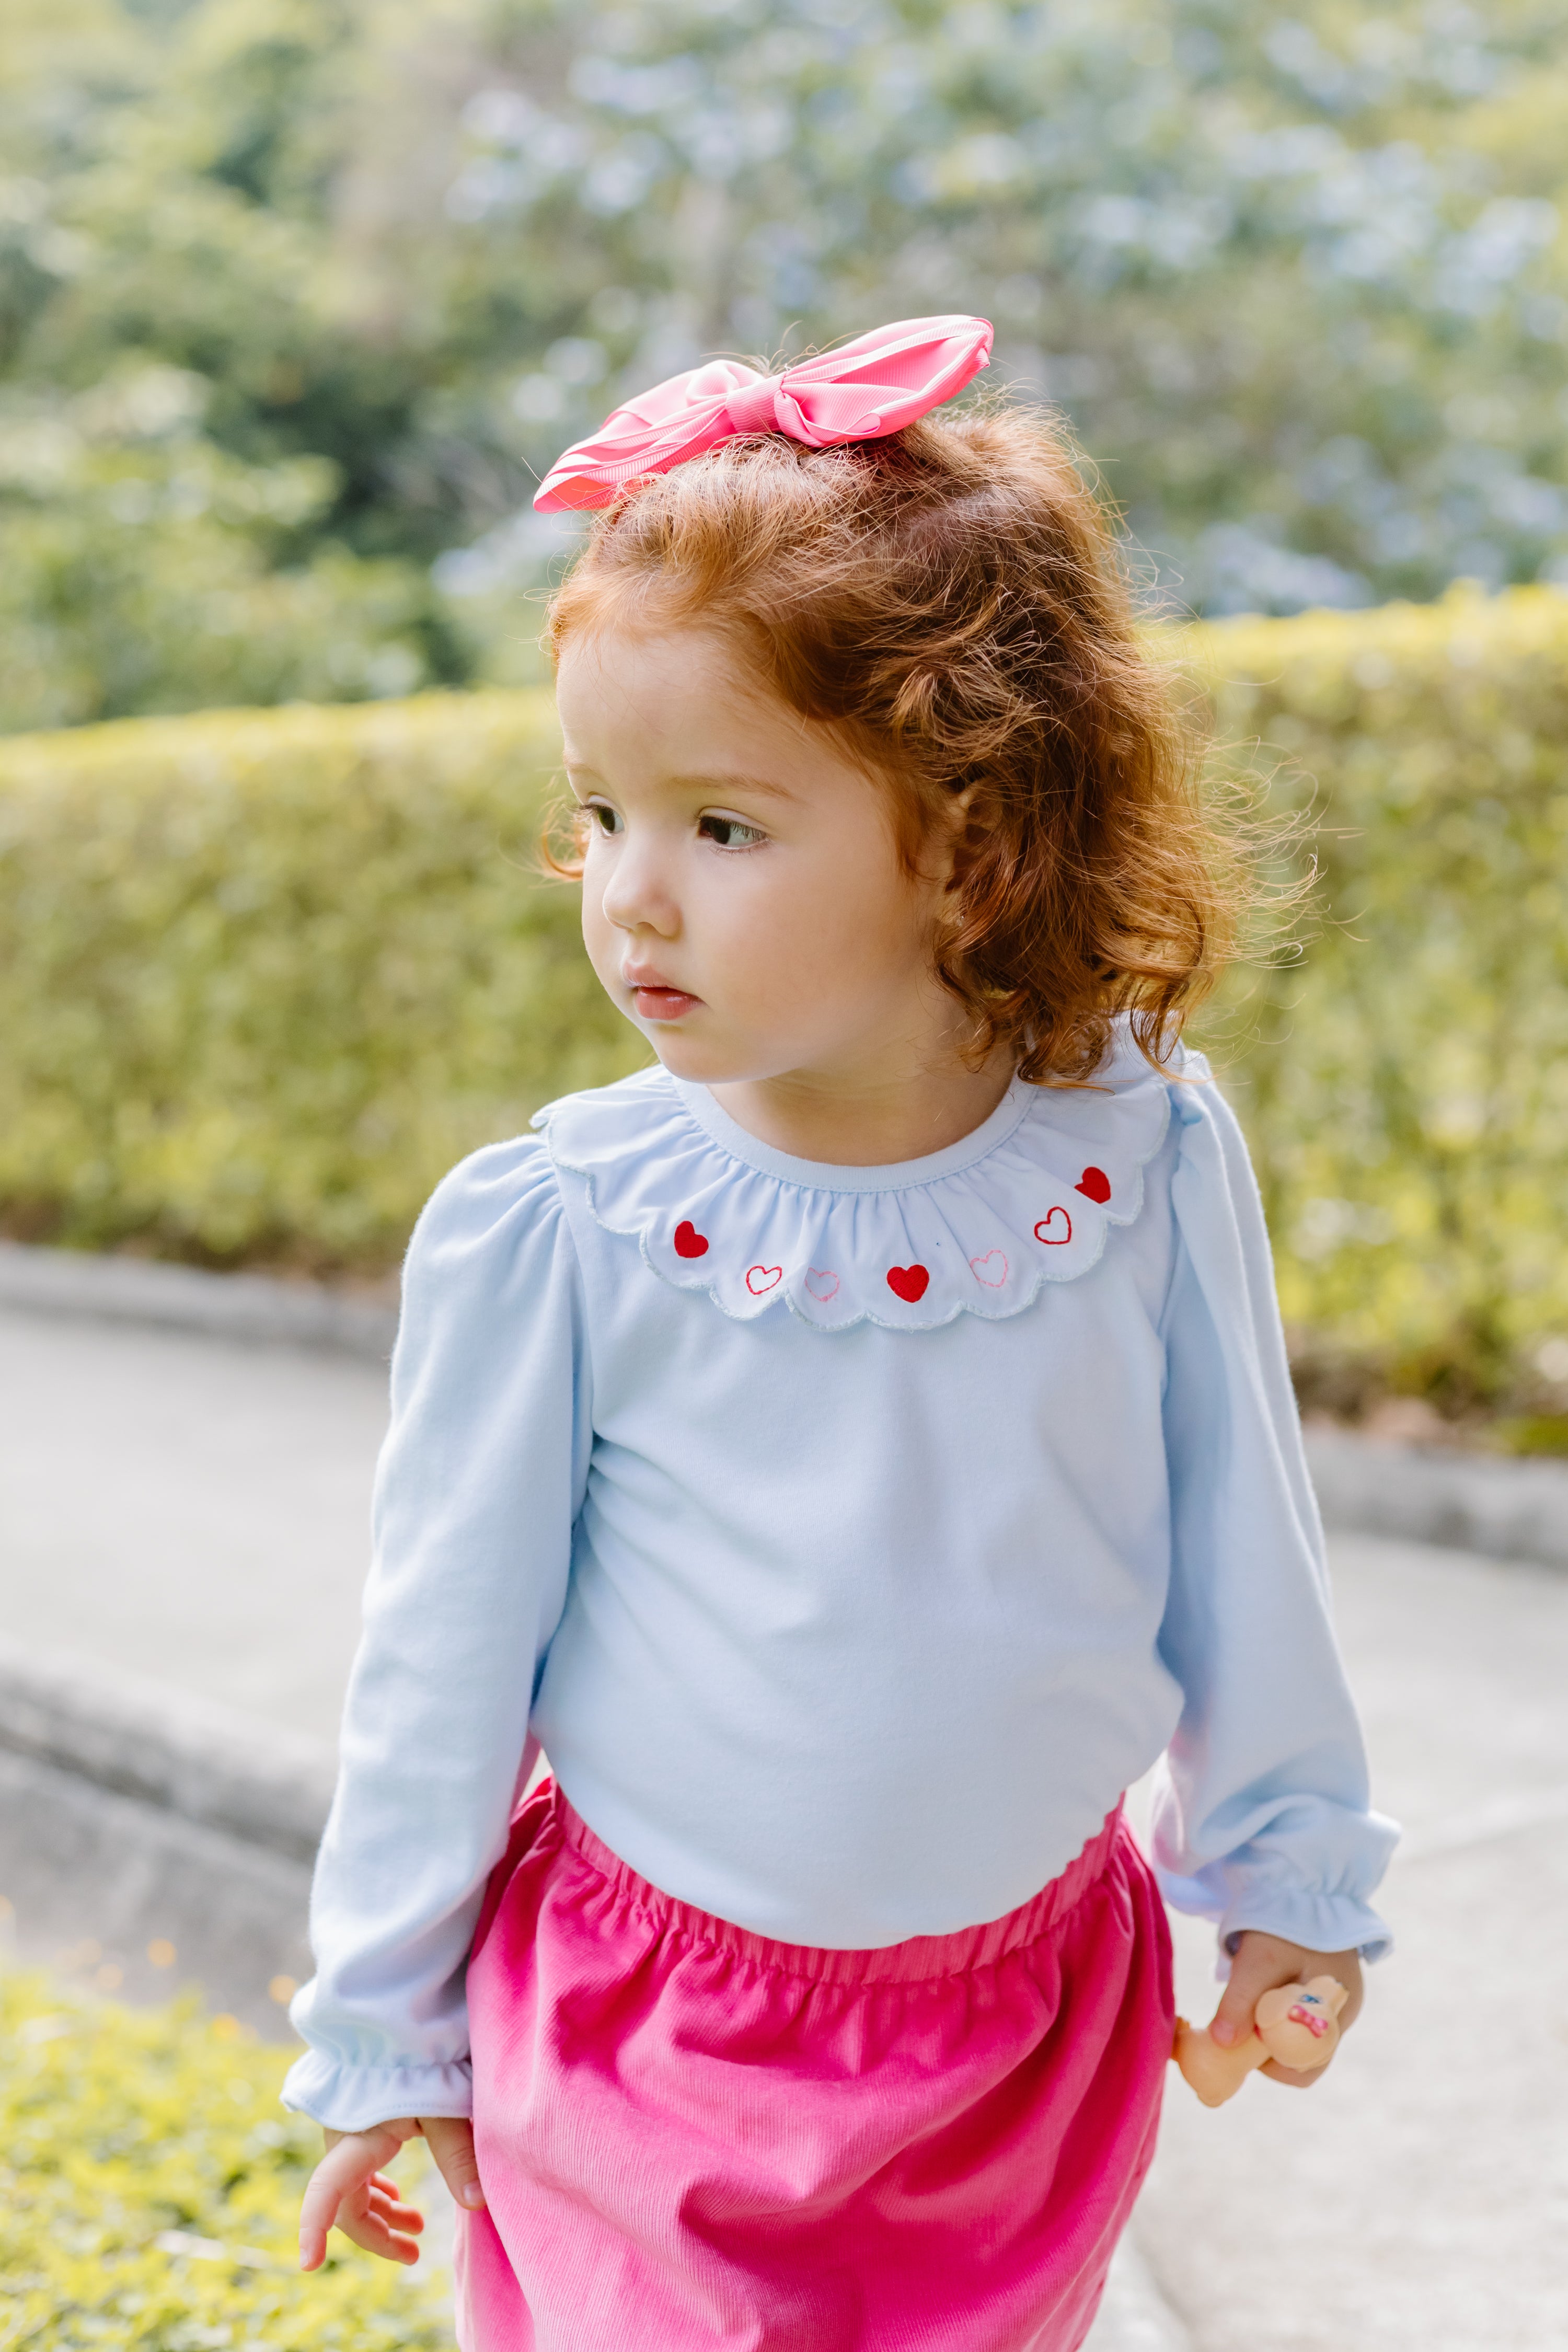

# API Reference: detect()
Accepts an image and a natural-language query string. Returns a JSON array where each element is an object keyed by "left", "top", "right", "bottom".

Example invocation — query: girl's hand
[
  {"left": 1208, "top": 1930, "right": 1365, "bottom": 2088},
  {"left": 298, "top": 2115, "right": 486, "bottom": 2269}
]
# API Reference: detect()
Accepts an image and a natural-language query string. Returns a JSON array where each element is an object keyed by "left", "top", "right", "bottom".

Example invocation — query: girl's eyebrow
[
  {"left": 566, "top": 763, "right": 799, "bottom": 804},
  {"left": 668, "top": 771, "right": 799, "bottom": 803}
]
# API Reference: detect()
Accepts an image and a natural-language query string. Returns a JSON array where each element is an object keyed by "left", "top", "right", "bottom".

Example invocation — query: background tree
[{"left": 2, "top": 0, "right": 1565, "bottom": 728}]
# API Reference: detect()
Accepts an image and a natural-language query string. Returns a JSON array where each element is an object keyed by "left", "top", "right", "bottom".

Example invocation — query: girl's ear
[{"left": 933, "top": 783, "right": 979, "bottom": 893}]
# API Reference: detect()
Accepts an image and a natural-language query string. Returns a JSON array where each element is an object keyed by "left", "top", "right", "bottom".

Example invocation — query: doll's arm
[{"left": 1172, "top": 2013, "right": 1271, "bottom": 2107}]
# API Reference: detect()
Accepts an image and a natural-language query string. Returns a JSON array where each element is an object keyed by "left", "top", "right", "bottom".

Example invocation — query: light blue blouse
[{"left": 283, "top": 1036, "right": 1396, "bottom": 2131}]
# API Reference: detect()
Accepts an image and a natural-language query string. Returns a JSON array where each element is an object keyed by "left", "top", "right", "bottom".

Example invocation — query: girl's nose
[{"left": 599, "top": 835, "right": 679, "bottom": 938}]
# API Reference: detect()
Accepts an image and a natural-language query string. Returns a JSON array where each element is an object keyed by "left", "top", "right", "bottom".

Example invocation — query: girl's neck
[{"left": 706, "top": 1052, "right": 1017, "bottom": 1170}]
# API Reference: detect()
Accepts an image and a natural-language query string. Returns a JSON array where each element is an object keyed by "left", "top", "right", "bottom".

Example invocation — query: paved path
[
  {"left": 1139, "top": 1532, "right": 1568, "bottom": 2350},
  {"left": 0, "top": 1304, "right": 385, "bottom": 1742},
  {"left": 3, "top": 1301, "right": 1565, "bottom": 2347}
]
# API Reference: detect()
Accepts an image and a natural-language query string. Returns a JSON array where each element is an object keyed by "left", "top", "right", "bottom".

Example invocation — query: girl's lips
[{"left": 631, "top": 986, "right": 701, "bottom": 1021}]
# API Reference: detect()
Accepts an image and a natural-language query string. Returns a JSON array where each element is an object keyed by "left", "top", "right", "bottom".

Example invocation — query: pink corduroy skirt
[{"left": 456, "top": 1782, "right": 1172, "bottom": 2352}]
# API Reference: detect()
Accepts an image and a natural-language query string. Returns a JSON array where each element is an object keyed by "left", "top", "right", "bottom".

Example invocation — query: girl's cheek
[{"left": 580, "top": 873, "right": 618, "bottom": 974}]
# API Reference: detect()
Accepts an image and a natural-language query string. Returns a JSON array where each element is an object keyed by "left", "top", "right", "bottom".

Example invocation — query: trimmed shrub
[
  {"left": 1, "top": 589, "right": 1565, "bottom": 1405},
  {"left": 1193, "top": 584, "right": 1568, "bottom": 1408},
  {"left": 0, "top": 1969, "right": 448, "bottom": 2349},
  {"left": 0, "top": 693, "right": 643, "bottom": 1269}
]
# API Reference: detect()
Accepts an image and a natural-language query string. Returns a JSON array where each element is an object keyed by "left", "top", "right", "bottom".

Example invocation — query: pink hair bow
[{"left": 533, "top": 314, "right": 993, "bottom": 512}]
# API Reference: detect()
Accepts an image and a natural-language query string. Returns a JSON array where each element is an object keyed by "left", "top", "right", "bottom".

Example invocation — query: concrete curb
[
  {"left": 1305, "top": 1427, "right": 1568, "bottom": 1572},
  {"left": 0, "top": 1748, "right": 316, "bottom": 2033},
  {"left": 0, "top": 1636, "right": 335, "bottom": 1863},
  {"left": 0, "top": 1240, "right": 397, "bottom": 1362},
  {"left": 0, "top": 1640, "right": 332, "bottom": 2028}
]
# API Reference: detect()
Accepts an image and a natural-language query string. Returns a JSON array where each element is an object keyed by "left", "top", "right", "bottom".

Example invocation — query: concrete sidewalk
[
  {"left": 1142, "top": 1534, "right": 1568, "bottom": 2350},
  {"left": 3, "top": 1297, "right": 1566, "bottom": 2347},
  {"left": 0, "top": 1302, "right": 385, "bottom": 1739}
]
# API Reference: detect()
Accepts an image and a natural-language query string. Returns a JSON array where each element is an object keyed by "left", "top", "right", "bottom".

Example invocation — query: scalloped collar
[{"left": 534, "top": 1036, "right": 1180, "bottom": 1333}]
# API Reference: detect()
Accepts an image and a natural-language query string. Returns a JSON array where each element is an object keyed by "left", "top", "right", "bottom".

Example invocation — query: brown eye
[
  {"left": 589, "top": 803, "right": 621, "bottom": 836},
  {"left": 698, "top": 813, "right": 767, "bottom": 849}
]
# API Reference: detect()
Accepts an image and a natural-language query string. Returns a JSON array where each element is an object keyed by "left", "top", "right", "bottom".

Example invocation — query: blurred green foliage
[
  {"left": 1194, "top": 584, "right": 1568, "bottom": 1415},
  {"left": 3, "top": 0, "right": 1567, "bottom": 728},
  {"left": 0, "top": 691, "right": 643, "bottom": 1268},
  {"left": 2, "top": 590, "right": 1566, "bottom": 1420},
  {"left": 0, "top": 1969, "right": 448, "bottom": 2350}
]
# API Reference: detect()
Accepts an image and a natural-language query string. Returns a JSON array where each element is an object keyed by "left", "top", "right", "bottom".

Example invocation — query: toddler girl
[{"left": 286, "top": 317, "right": 1395, "bottom": 2350}]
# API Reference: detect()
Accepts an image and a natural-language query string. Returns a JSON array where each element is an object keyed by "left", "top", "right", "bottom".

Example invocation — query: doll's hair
[{"left": 544, "top": 406, "right": 1236, "bottom": 1085}]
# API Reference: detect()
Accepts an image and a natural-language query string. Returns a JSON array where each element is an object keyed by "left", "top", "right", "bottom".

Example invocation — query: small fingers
[
  {"left": 366, "top": 2184, "right": 426, "bottom": 2233},
  {"left": 298, "top": 2159, "right": 356, "bottom": 2270},
  {"left": 1209, "top": 1930, "right": 1299, "bottom": 2048},
  {"left": 422, "top": 2115, "right": 488, "bottom": 2213},
  {"left": 333, "top": 2209, "right": 423, "bottom": 2266},
  {"left": 298, "top": 2126, "right": 410, "bottom": 2271},
  {"left": 1210, "top": 1954, "right": 1273, "bottom": 2049}
]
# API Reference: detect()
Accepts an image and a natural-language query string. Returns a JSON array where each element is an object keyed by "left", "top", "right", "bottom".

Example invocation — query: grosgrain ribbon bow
[{"left": 533, "top": 315, "right": 993, "bottom": 513}]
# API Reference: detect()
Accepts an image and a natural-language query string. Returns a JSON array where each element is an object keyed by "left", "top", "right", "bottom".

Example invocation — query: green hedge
[
  {"left": 1192, "top": 585, "right": 1568, "bottom": 1410},
  {"left": 1, "top": 589, "right": 1565, "bottom": 1403},
  {"left": 0, "top": 693, "right": 642, "bottom": 1269}
]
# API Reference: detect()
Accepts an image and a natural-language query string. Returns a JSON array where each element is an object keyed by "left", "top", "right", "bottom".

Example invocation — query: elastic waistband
[{"left": 548, "top": 1787, "right": 1127, "bottom": 1987}]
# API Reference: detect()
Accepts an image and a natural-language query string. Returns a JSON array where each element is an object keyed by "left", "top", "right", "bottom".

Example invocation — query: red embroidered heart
[
  {"left": 673, "top": 1219, "right": 709, "bottom": 1259},
  {"left": 1075, "top": 1166, "right": 1111, "bottom": 1205},
  {"left": 1034, "top": 1207, "right": 1072, "bottom": 1246},
  {"left": 746, "top": 1264, "right": 783, "bottom": 1296},
  {"left": 886, "top": 1264, "right": 929, "bottom": 1304}
]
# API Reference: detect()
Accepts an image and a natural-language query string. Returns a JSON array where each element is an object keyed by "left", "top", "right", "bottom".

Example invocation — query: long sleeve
[
  {"left": 282, "top": 1138, "right": 591, "bottom": 2129},
  {"left": 1149, "top": 1078, "right": 1398, "bottom": 1961}
]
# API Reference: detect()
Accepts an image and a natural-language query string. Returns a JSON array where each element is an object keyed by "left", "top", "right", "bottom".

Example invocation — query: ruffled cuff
[
  {"left": 1156, "top": 1861, "right": 1394, "bottom": 1965},
  {"left": 1215, "top": 1884, "right": 1393, "bottom": 1965},
  {"left": 279, "top": 2049, "right": 475, "bottom": 2131}
]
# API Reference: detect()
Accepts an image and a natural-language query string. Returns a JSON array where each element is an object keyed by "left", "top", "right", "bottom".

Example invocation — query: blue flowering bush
[{"left": 3, "top": 0, "right": 1567, "bottom": 729}]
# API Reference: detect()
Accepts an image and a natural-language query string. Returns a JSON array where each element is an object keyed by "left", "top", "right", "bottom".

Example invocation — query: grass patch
[
  {"left": 0, "top": 1968, "right": 451, "bottom": 2350},
  {"left": 1492, "top": 1415, "right": 1568, "bottom": 1459}
]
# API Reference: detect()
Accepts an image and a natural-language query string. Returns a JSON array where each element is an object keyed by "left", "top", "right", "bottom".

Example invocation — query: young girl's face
[{"left": 557, "top": 624, "right": 965, "bottom": 1094}]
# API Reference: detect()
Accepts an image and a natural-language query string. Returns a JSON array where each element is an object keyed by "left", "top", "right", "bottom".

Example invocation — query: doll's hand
[
  {"left": 1209, "top": 1931, "right": 1364, "bottom": 2088},
  {"left": 298, "top": 2115, "right": 486, "bottom": 2269}
]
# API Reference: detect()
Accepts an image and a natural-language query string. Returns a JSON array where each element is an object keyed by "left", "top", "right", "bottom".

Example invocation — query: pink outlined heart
[
  {"left": 803, "top": 1267, "right": 840, "bottom": 1302},
  {"left": 969, "top": 1250, "right": 1008, "bottom": 1287},
  {"left": 745, "top": 1264, "right": 783, "bottom": 1296},
  {"left": 1034, "top": 1207, "right": 1073, "bottom": 1246}
]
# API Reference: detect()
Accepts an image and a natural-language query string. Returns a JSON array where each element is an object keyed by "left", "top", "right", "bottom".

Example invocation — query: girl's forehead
[
  {"left": 557, "top": 627, "right": 831, "bottom": 780},
  {"left": 558, "top": 619, "right": 763, "bottom": 711}
]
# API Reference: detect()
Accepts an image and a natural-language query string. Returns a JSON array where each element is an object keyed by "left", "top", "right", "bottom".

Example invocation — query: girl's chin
[
  {"left": 644, "top": 1037, "right": 740, "bottom": 1080},
  {"left": 639, "top": 1029, "right": 780, "bottom": 1087}
]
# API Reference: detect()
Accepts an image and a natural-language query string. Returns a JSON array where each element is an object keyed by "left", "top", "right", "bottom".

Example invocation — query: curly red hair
[{"left": 545, "top": 407, "right": 1235, "bottom": 1085}]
